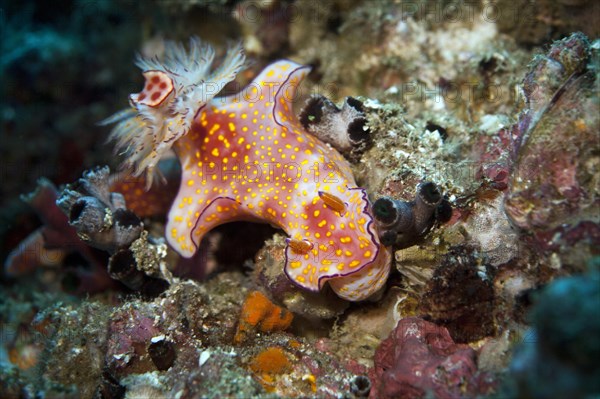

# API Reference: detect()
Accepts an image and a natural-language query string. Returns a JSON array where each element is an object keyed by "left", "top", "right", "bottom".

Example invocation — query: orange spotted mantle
[{"left": 166, "top": 60, "right": 391, "bottom": 301}]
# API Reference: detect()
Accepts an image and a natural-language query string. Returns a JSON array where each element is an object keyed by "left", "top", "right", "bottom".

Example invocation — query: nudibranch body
[
  {"left": 167, "top": 60, "right": 391, "bottom": 300},
  {"left": 105, "top": 40, "right": 391, "bottom": 301}
]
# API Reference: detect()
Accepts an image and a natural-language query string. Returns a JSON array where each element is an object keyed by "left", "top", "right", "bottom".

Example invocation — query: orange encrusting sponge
[
  {"left": 248, "top": 346, "right": 293, "bottom": 393},
  {"left": 234, "top": 291, "right": 293, "bottom": 343},
  {"left": 249, "top": 346, "right": 292, "bottom": 374}
]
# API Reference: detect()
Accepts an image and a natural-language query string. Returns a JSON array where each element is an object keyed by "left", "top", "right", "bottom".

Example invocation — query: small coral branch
[{"left": 372, "top": 182, "right": 445, "bottom": 248}]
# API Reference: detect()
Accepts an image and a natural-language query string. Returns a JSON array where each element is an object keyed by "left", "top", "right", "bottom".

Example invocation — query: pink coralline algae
[
  {"left": 105, "top": 39, "right": 392, "bottom": 301},
  {"left": 473, "top": 126, "right": 514, "bottom": 191},
  {"left": 369, "top": 317, "right": 494, "bottom": 399}
]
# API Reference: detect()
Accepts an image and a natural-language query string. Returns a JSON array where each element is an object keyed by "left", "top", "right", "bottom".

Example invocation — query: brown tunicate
[{"left": 419, "top": 245, "right": 496, "bottom": 343}]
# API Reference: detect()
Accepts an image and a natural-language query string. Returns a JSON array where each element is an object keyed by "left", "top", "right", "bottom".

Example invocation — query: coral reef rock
[{"left": 505, "top": 33, "right": 599, "bottom": 238}]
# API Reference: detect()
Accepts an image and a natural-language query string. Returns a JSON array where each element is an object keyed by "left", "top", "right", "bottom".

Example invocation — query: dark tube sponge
[
  {"left": 108, "top": 248, "right": 146, "bottom": 290},
  {"left": 299, "top": 95, "right": 371, "bottom": 158},
  {"left": 372, "top": 182, "right": 445, "bottom": 248},
  {"left": 413, "top": 182, "right": 443, "bottom": 235},
  {"left": 56, "top": 166, "right": 170, "bottom": 295},
  {"left": 56, "top": 166, "right": 143, "bottom": 253}
]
